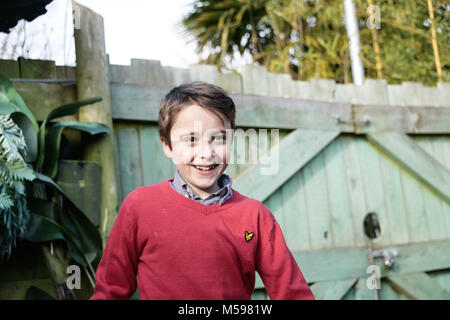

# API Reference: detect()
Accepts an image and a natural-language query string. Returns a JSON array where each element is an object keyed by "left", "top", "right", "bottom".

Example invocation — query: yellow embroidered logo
[{"left": 244, "top": 231, "right": 254, "bottom": 242}]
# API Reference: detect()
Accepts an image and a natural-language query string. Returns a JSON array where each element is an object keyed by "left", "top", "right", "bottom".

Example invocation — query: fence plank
[
  {"left": 357, "top": 138, "right": 391, "bottom": 246},
  {"left": 414, "top": 138, "right": 448, "bottom": 241},
  {"left": 234, "top": 129, "right": 339, "bottom": 202},
  {"left": 310, "top": 278, "right": 357, "bottom": 300},
  {"left": 303, "top": 152, "right": 332, "bottom": 250},
  {"left": 341, "top": 136, "right": 370, "bottom": 247},
  {"left": 377, "top": 144, "right": 410, "bottom": 245},
  {"left": 388, "top": 272, "right": 450, "bottom": 300},
  {"left": 0, "top": 59, "right": 20, "bottom": 78},
  {"left": 323, "top": 138, "right": 355, "bottom": 247},
  {"left": 18, "top": 57, "right": 56, "bottom": 79},
  {"left": 367, "top": 132, "right": 450, "bottom": 204}
]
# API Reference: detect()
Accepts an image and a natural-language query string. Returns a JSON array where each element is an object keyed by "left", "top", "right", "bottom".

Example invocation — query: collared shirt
[{"left": 169, "top": 169, "right": 233, "bottom": 206}]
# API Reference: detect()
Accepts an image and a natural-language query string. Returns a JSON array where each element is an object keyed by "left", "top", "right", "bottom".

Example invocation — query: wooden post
[{"left": 72, "top": 1, "right": 119, "bottom": 243}]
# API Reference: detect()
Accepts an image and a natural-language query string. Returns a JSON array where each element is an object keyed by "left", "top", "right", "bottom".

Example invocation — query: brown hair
[{"left": 158, "top": 81, "right": 236, "bottom": 150}]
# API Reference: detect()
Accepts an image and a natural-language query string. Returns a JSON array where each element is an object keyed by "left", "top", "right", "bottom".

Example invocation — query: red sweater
[{"left": 90, "top": 179, "right": 314, "bottom": 300}]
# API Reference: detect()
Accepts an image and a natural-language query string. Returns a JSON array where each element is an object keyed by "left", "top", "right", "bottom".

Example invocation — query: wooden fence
[{"left": 1, "top": 2, "right": 450, "bottom": 300}]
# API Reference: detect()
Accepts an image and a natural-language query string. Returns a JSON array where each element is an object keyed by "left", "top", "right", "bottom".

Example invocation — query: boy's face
[{"left": 161, "top": 104, "right": 233, "bottom": 199}]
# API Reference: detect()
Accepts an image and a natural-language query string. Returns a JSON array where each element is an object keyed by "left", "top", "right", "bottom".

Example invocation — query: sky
[{"left": 0, "top": 0, "right": 202, "bottom": 68}]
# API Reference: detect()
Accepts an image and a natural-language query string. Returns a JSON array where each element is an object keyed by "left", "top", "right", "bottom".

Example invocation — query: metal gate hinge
[{"left": 372, "top": 248, "right": 398, "bottom": 268}]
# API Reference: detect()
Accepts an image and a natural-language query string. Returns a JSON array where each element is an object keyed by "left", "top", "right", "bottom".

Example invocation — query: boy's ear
[{"left": 160, "top": 138, "right": 173, "bottom": 159}]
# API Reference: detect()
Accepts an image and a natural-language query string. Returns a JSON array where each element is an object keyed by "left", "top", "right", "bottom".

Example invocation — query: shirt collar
[{"left": 172, "top": 169, "right": 233, "bottom": 206}]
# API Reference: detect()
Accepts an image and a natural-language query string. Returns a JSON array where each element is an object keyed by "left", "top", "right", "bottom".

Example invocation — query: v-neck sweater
[{"left": 90, "top": 179, "right": 314, "bottom": 300}]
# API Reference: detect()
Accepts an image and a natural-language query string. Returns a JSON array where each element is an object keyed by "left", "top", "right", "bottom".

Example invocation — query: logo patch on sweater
[{"left": 244, "top": 231, "right": 254, "bottom": 242}]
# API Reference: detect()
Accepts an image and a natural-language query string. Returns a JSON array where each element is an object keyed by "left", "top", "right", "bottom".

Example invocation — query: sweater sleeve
[
  {"left": 255, "top": 205, "right": 314, "bottom": 300},
  {"left": 90, "top": 195, "right": 138, "bottom": 300}
]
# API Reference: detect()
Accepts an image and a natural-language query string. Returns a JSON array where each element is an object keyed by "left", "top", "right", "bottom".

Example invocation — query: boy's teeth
[{"left": 194, "top": 165, "right": 215, "bottom": 171}]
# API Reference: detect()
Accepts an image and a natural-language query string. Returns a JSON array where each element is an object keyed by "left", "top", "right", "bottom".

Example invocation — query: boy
[{"left": 91, "top": 82, "right": 314, "bottom": 300}]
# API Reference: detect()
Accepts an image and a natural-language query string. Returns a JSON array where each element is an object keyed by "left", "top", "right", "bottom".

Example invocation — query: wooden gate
[{"left": 111, "top": 84, "right": 450, "bottom": 300}]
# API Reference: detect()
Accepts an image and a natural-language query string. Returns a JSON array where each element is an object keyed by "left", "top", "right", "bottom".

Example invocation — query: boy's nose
[{"left": 199, "top": 142, "right": 214, "bottom": 159}]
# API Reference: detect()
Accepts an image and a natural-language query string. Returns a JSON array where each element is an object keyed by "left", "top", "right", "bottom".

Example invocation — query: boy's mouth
[{"left": 191, "top": 164, "right": 218, "bottom": 172}]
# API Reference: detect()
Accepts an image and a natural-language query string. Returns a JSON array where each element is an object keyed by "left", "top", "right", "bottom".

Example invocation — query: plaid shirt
[{"left": 169, "top": 169, "right": 233, "bottom": 206}]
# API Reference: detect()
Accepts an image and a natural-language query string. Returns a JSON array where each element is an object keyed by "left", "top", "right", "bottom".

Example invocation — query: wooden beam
[
  {"left": 388, "top": 272, "right": 450, "bottom": 300},
  {"left": 354, "top": 104, "right": 450, "bottom": 134},
  {"left": 109, "top": 83, "right": 450, "bottom": 133},
  {"left": 233, "top": 129, "right": 340, "bottom": 202},
  {"left": 310, "top": 278, "right": 357, "bottom": 300},
  {"left": 73, "top": 1, "right": 119, "bottom": 241},
  {"left": 367, "top": 132, "right": 450, "bottom": 204},
  {"left": 109, "top": 83, "right": 353, "bottom": 131},
  {"left": 255, "top": 239, "right": 450, "bottom": 288}
]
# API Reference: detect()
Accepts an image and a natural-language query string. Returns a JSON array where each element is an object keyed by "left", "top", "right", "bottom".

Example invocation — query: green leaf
[
  {"left": 10, "top": 112, "right": 38, "bottom": 163},
  {"left": 0, "top": 76, "right": 38, "bottom": 132},
  {"left": 22, "top": 212, "right": 66, "bottom": 243},
  {"left": 43, "top": 121, "right": 109, "bottom": 179},
  {"left": 36, "top": 97, "right": 102, "bottom": 172},
  {"left": 30, "top": 173, "right": 103, "bottom": 267}
]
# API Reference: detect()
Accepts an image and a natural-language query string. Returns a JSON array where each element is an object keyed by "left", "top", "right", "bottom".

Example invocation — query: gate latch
[{"left": 372, "top": 249, "right": 398, "bottom": 268}]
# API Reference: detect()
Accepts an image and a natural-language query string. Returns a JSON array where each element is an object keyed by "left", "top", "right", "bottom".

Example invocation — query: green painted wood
[
  {"left": 376, "top": 240, "right": 450, "bottom": 277},
  {"left": 413, "top": 137, "right": 447, "bottom": 241},
  {"left": 14, "top": 82, "right": 78, "bottom": 121},
  {"left": 0, "top": 59, "right": 20, "bottom": 78},
  {"left": 341, "top": 135, "right": 370, "bottom": 247},
  {"left": 399, "top": 165, "right": 430, "bottom": 243},
  {"left": 234, "top": 129, "right": 340, "bottom": 202},
  {"left": 354, "top": 277, "right": 376, "bottom": 300},
  {"left": 377, "top": 142, "right": 410, "bottom": 245},
  {"left": 18, "top": 57, "right": 56, "bottom": 79},
  {"left": 310, "top": 278, "right": 357, "bottom": 300},
  {"left": 303, "top": 152, "right": 332, "bottom": 249},
  {"left": 357, "top": 138, "right": 392, "bottom": 246},
  {"left": 296, "top": 172, "right": 313, "bottom": 251},
  {"left": 253, "top": 239, "right": 450, "bottom": 288},
  {"left": 140, "top": 125, "right": 175, "bottom": 186},
  {"left": 323, "top": 138, "right": 355, "bottom": 247},
  {"left": 116, "top": 125, "right": 143, "bottom": 199},
  {"left": 388, "top": 272, "right": 450, "bottom": 300},
  {"left": 353, "top": 104, "right": 450, "bottom": 134},
  {"left": 277, "top": 172, "right": 311, "bottom": 252},
  {"left": 109, "top": 83, "right": 450, "bottom": 133},
  {"left": 109, "top": 84, "right": 352, "bottom": 131},
  {"left": 367, "top": 132, "right": 450, "bottom": 204},
  {"left": 429, "top": 270, "right": 450, "bottom": 293}
]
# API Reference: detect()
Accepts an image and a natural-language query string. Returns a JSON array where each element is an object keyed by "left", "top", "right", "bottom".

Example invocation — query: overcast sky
[{"left": 0, "top": 0, "right": 201, "bottom": 68}]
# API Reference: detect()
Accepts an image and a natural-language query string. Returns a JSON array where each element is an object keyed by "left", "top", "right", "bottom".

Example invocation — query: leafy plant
[
  {"left": 181, "top": 0, "right": 449, "bottom": 84},
  {"left": 0, "top": 75, "right": 108, "bottom": 299},
  {"left": 0, "top": 114, "right": 35, "bottom": 259}
]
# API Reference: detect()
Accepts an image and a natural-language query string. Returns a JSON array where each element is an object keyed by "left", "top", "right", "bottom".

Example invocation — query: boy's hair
[{"left": 158, "top": 81, "right": 236, "bottom": 150}]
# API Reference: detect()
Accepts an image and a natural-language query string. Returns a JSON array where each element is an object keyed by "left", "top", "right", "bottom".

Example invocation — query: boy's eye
[{"left": 184, "top": 136, "right": 198, "bottom": 143}]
